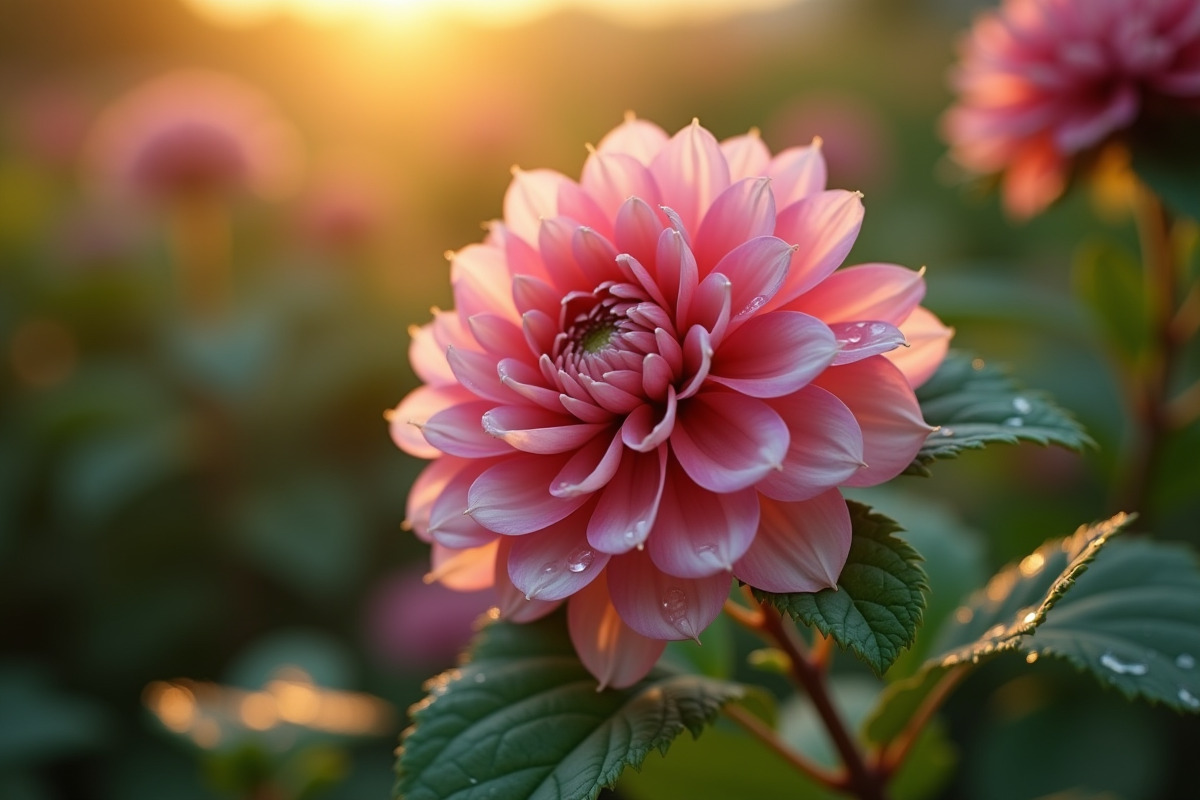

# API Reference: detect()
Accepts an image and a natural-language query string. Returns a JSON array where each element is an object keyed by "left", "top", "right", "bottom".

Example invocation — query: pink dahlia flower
[
  {"left": 943, "top": 0, "right": 1200, "bottom": 218},
  {"left": 390, "top": 117, "right": 951, "bottom": 688},
  {"left": 86, "top": 70, "right": 300, "bottom": 202}
]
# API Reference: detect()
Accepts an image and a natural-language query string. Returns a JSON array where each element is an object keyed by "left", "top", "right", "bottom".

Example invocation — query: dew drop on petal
[
  {"left": 696, "top": 543, "right": 721, "bottom": 565},
  {"left": 736, "top": 295, "right": 768, "bottom": 317},
  {"left": 1100, "top": 651, "right": 1149, "bottom": 676},
  {"left": 661, "top": 586, "right": 696, "bottom": 638},
  {"left": 1180, "top": 688, "right": 1200, "bottom": 709},
  {"left": 1013, "top": 396, "right": 1033, "bottom": 414},
  {"left": 1176, "top": 653, "right": 1196, "bottom": 670},
  {"left": 566, "top": 547, "right": 594, "bottom": 573}
]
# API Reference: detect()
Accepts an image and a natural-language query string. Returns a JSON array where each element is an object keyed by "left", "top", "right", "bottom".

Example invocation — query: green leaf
[
  {"left": 394, "top": 610, "right": 746, "bottom": 800},
  {"left": 1130, "top": 113, "right": 1200, "bottom": 222},
  {"left": 866, "top": 513, "right": 1200, "bottom": 746},
  {"left": 754, "top": 502, "right": 927, "bottom": 677},
  {"left": 1072, "top": 239, "right": 1149, "bottom": 365},
  {"left": 906, "top": 351, "right": 1094, "bottom": 476}
]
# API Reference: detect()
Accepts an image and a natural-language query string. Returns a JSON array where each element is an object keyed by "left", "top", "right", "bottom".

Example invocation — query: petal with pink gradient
[
  {"left": 768, "top": 190, "right": 863, "bottom": 308},
  {"left": 790, "top": 263, "right": 926, "bottom": 326},
  {"left": 671, "top": 390, "right": 789, "bottom": 493},
  {"left": 733, "top": 490, "right": 851, "bottom": 593},
  {"left": 758, "top": 386, "right": 865, "bottom": 501},
  {"left": 388, "top": 384, "right": 476, "bottom": 459},
  {"left": 595, "top": 116, "right": 670, "bottom": 163},
  {"left": 568, "top": 574, "right": 666, "bottom": 689},
  {"left": 886, "top": 306, "right": 953, "bottom": 388},
  {"left": 482, "top": 405, "right": 608, "bottom": 454},
  {"left": 647, "top": 464, "right": 759, "bottom": 577},
  {"left": 692, "top": 178, "right": 777, "bottom": 268},
  {"left": 607, "top": 548, "right": 730, "bottom": 641},
  {"left": 649, "top": 120, "right": 731, "bottom": 234},
  {"left": 720, "top": 132, "right": 771, "bottom": 180},
  {"left": 504, "top": 168, "right": 566, "bottom": 245},
  {"left": 767, "top": 140, "right": 827, "bottom": 207},
  {"left": 588, "top": 445, "right": 668, "bottom": 554},
  {"left": 551, "top": 428, "right": 624, "bottom": 497},
  {"left": 508, "top": 507, "right": 609, "bottom": 601},
  {"left": 580, "top": 151, "right": 662, "bottom": 222},
  {"left": 814, "top": 358, "right": 933, "bottom": 487},
  {"left": 494, "top": 539, "right": 562, "bottom": 622},
  {"left": 423, "top": 400, "right": 514, "bottom": 458},
  {"left": 428, "top": 539, "right": 499, "bottom": 592},
  {"left": 828, "top": 321, "right": 907, "bottom": 366},
  {"left": 428, "top": 458, "right": 505, "bottom": 549},
  {"left": 467, "top": 453, "right": 590, "bottom": 534},
  {"left": 708, "top": 311, "right": 840, "bottom": 398}
]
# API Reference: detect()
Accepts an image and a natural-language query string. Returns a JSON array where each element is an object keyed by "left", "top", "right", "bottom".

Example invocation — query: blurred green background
[{"left": 2, "top": 0, "right": 1198, "bottom": 798}]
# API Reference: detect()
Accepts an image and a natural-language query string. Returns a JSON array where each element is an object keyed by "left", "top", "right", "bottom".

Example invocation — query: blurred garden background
[{"left": 2, "top": 0, "right": 1199, "bottom": 798}]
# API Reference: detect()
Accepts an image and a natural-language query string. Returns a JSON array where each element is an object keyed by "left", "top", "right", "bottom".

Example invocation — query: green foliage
[
  {"left": 1072, "top": 240, "right": 1149, "bottom": 365},
  {"left": 906, "top": 352, "right": 1095, "bottom": 475},
  {"left": 866, "top": 513, "right": 1200, "bottom": 747},
  {"left": 394, "top": 611, "right": 746, "bottom": 800},
  {"left": 1130, "top": 115, "right": 1200, "bottom": 222},
  {"left": 755, "top": 502, "right": 927, "bottom": 677}
]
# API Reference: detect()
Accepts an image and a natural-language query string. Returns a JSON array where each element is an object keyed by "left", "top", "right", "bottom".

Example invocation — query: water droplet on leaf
[
  {"left": 1003, "top": 416, "right": 1024, "bottom": 427},
  {"left": 1012, "top": 396, "right": 1033, "bottom": 414},
  {"left": 1179, "top": 688, "right": 1200, "bottom": 709},
  {"left": 1100, "top": 651, "right": 1149, "bottom": 676},
  {"left": 1176, "top": 653, "right": 1195, "bottom": 670}
]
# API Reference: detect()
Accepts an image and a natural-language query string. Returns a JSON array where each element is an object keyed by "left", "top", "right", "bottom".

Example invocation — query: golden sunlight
[{"left": 183, "top": 0, "right": 799, "bottom": 29}]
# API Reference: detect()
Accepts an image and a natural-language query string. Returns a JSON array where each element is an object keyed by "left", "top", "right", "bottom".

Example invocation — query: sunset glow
[{"left": 182, "top": 0, "right": 799, "bottom": 29}]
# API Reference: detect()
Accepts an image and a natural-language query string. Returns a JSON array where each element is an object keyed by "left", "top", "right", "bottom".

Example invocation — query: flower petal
[
  {"left": 759, "top": 386, "right": 865, "bottom": 501},
  {"left": 671, "top": 391, "right": 789, "bottom": 492},
  {"left": 733, "top": 490, "right": 851, "bottom": 593},
  {"left": 424, "top": 400, "right": 514, "bottom": 458},
  {"left": 649, "top": 119, "right": 731, "bottom": 234},
  {"left": 596, "top": 115, "right": 669, "bottom": 163},
  {"left": 504, "top": 167, "right": 566, "bottom": 245},
  {"left": 886, "top": 306, "right": 953, "bottom": 388},
  {"left": 406, "top": 456, "right": 476, "bottom": 541},
  {"left": 647, "top": 464, "right": 759, "bottom": 577},
  {"left": 388, "top": 384, "right": 476, "bottom": 459},
  {"left": 588, "top": 445, "right": 668, "bottom": 554},
  {"left": 507, "top": 507, "right": 609, "bottom": 601},
  {"left": 768, "top": 189, "right": 864, "bottom": 310},
  {"left": 494, "top": 538, "right": 561, "bottom": 622},
  {"left": 427, "top": 540, "right": 499, "bottom": 592},
  {"left": 467, "top": 453, "right": 590, "bottom": 534},
  {"left": 829, "top": 320, "right": 907, "bottom": 365},
  {"left": 408, "top": 321, "right": 455, "bottom": 387},
  {"left": 813, "top": 357, "right": 934, "bottom": 487},
  {"left": 482, "top": 405, "right": 608, "bottom": 454},
  {"left": 791, "top": 263, "right": 927, "bottom": 326},
  {"left": 711, "top": 235, "right": 794, "bottom": 326},
  {"left": 708, "top": 311, "right": 840, "bottom": 398},
  {"left": 428, "top": 458, "right": 504, "bottom": 549},
  {"left": 767, "top": 139, "right": 827, "bottom": 206},
  {"left": 693, "top": 178, "right": 777, "bottom": 269},
  {"left": 621, "top": 388, "right": 678, "bottom": 452},
  {"left": 446, "top": 345, "right": 513, "bottom": 403},
  {"left": 580, "top": 150, "right": 662, "bottom": 222},
  {"left": 568, "top": 574, "right": 666, "bottom": 689},
  {"left": 607, "top": 548, "right": 730, "bottom": 641},
  {"left": 544, "top": 429, "right": 622, "bottom": 499},
  {"left": 720, "top": 131, "right": 771, "bottom": 180}
]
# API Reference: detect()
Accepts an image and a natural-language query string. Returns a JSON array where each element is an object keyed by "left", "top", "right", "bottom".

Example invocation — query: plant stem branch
[
  {"left": 875, "top": 665, "right": 968, "bottom": 777},
  {"left": 723, "top": 703, "right": 842, "bottom": 788},
  {"left": 759, "top": 605, "right": 890, "bottom": 800},
  {"left": 1118, "top": 184, "right": 1178, "bottom": 516}
]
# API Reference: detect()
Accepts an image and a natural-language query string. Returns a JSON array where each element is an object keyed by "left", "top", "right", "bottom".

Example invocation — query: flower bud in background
[
  {"left": 85, "top": 69, "right": 301, "bottom": 203},
  {"left": 942, "top": 0, "right": 1200, "bottom": 219},
  {"left": 389, "top": 115, "right": 951, "bottom": 689}
]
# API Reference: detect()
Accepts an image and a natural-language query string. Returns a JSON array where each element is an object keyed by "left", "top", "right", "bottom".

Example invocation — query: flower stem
[
  {"left": 758, "top": 605, "right": 891, "bottom": 800},
  {"left": 1117, "top": 183, "right": 1179, "bottom": 516},
  {"left": 722, "top": 703, "right": 842, "bottom": 788},
  {"left": 874, "top": 665, "right": 968, "bottom": 777}
]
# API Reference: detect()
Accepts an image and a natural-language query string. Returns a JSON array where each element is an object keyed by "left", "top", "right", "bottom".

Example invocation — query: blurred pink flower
[
  {"left": 297, "top": 166, "right": 386, "bottom": 253},
  {"left": 390, "top": 117, "right": 950, "bottom": 688},
  {"left": 943, "top": 0, "right": 1200, "bottom": 218},
  {"left": 86, "top": 70, "right": 301, "bottom": 202},
  {"left": 765, "top": 94, "right": 894, "bottom": 192}
]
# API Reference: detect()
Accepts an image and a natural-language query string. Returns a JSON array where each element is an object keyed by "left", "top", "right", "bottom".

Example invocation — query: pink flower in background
[
  {"left": 390, "top": 116, "right": 950, "bottom": 688},
  {"left": 943, "top": 0, "right": 1200, "bottom": 218},
  {"left": 86, "top": 70, "right": 301, "bottom": 202}
]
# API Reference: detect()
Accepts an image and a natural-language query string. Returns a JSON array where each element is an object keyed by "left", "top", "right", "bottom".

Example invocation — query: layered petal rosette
[
  {"left": 943, "top": 0, "right": 1200, "bottom": 218},
  {"left": 391, "top": 117, "right": 950, "bottom": 688}
]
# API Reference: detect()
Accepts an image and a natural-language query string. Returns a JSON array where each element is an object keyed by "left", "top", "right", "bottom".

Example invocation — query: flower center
[{"left": 577, "top": 318, "right": 618, "bottom": 354}]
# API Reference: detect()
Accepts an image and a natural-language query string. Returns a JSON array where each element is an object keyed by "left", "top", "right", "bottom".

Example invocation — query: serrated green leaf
[
  {"left": 865, "top": 513, "right": 1200, "bottom": 746},
  {"left": 905, "top": 352, "right": 1094, "bottom": 475},
  {"left": 394, "top": 610, "right": 746, "bottom": 800},
  {"left": 754, "top": 502, "right": 927, "bottom": 677},
  {"left": 1072, "top": 239, "right": 1149, "bottom": 364}
]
